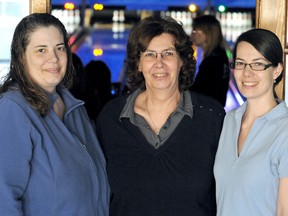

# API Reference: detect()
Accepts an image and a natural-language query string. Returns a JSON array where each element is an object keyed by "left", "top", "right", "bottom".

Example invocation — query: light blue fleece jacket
[{"left": 0, "top": 86, "right": 109, "bottom": 216}]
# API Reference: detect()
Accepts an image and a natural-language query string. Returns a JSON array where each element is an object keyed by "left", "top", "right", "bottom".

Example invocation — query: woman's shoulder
[
  {"left": 0, "top": 90, "right": 34, "bottom": 122},
  {"left": 98, "top": 93, "right": 128, "bottom": 115},
  {"left": 105, "top": 93, "right": 128, "bottom": 106},
  {"left": 0, "top": 89, "right": 27, "bottom": 106},
  {"left": 189, "top": 91, "right": 226, "bottom": 117},
  {"left": 205, "top": 47, "right": 229, "bottom": 63}
]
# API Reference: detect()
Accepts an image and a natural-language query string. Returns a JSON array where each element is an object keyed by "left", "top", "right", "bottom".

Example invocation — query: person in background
[
  {"left": 85, "top": 60, "right": 114, "bottom": 122},
  {"left": 69, "top": 53, "right": 89, "bottom": 102},
  {"left": 0, "top": 13, "right": 109, "bottom": 215},
  {"left": 190, "top": 15, "right": 230, "bottom": 107},
  {"left": 70, "top": 53, "right": 96, "bottom": 124},
  {"left": 214, "top": 28, "right": 288, "bottom": 216},
  {"left": 96, "top": 16, "right": 225, "bottom": 216}
]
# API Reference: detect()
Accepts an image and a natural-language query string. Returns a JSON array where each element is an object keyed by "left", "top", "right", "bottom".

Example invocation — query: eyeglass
[
  {"left": 230, "top": 61, "right": 273, "bottom": 71},
  {"left": 141, "top": 49, "right": 177, "bottom": 61}
]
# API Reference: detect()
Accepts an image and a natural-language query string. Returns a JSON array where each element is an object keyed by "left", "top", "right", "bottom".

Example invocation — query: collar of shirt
[
  {"left": 233, "top": 99, "right": 288, "bottom": 123},
  {"left": 119, "top": 88, "right": 193, "bottom": 124}
]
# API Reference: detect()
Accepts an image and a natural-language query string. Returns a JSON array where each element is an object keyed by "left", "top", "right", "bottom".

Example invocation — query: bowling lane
[{"left": 75, "top": 23, "right": 131, "bottom": 82}]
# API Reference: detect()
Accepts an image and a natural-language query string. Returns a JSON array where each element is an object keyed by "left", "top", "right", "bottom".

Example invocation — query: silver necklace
[{"left": 146, "top": 95, "right": 160, "bottom": 135}]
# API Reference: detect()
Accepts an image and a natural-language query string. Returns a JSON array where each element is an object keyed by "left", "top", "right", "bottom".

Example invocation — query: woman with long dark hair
[{"left": 0, "top": 13, "right": 109, "bottom": 215}]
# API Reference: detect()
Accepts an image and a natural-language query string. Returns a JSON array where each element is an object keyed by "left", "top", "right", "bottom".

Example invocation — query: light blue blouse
[{"left": 214, "top": 101, "right": 288, "bottom": 216}]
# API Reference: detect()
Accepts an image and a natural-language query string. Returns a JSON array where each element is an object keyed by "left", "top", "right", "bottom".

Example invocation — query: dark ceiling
[{"left": 52, "top": 0, "right": 256, "bottom": 10}]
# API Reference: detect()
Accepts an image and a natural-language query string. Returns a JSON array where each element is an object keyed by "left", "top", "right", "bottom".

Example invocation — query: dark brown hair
[
  {"left": 0, "top": 13, "right": 73, "bottom": 116},
  {"left": 232, "top": 28, "right": 283, "bottom": 85},
  {"left": 126, "top": 16, "right": 196, "bottom": 91}
]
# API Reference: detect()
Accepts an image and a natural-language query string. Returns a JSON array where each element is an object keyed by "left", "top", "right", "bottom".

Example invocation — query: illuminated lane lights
[
  {"left": 93, "top": 48, "right": 103, "bottom": 56},
  {"left": 64, "top": 2, "right": 75, "bottom": 10},
  {"left": 69, "top": 35, "right": 76, "bottom": 45},
  {"left": 193, "top": 45, "right": 197, "bottom": 59},
  {"left": 188, "top": 4, "right": 197, "bottom": 13},
  {"left": 226, "top": 49, "right": 233, "bottom": 60},
  {"left": 94, "top": 3, "right": 104, "bottom": 10},
  {"left": 218, "top": 5, "right": 227, "bottom": 13}
]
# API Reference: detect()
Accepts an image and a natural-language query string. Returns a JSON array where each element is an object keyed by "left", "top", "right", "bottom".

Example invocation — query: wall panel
[
  {"left": 256, "top": 0, "right": 287, "bottom": 100},
  {"left": 30, "top": 0, "right": 51, "bottom": 13}
]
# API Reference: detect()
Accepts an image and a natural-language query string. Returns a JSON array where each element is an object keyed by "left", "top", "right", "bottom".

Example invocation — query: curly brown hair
[
  {"left": 0, "top": 13, "right": 73, "bottom": 117},
  {"left": 125, "top": 16, "right": 196, "bottom": 92}
]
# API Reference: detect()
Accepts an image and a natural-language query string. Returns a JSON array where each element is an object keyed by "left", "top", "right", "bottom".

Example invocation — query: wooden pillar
[
  {"left": 255, "top": 0, "right": 287, "bottom": 99},
  {"left": 29, "top": 0, "right": 51, "bottom": 14}
]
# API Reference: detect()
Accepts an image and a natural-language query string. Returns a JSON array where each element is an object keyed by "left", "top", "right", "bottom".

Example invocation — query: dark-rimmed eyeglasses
[
  {"left": 230, "top": 61, "right": 273, "bottom": 71},
  {"left": 141, "top": 49, "right": 177, "bottom": 61}
]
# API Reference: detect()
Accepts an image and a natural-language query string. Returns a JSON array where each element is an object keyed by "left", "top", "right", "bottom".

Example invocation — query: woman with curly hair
[{"left": 96, "top": 16, "right": 225, "bottom": 216}]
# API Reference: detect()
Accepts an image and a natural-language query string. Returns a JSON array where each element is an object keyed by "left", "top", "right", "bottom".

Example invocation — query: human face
[
  {"left": 24, "top": 26, "right": 67, "bottom": 93},
  {"left": 190, "top": 29, "right": 206, "bottom": 48},
  {"left": 138, "top": 33, "right": 183, "bottom": 92},
  {"left": 233, "top": 41, "right": 282, "bottom": 101}
]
